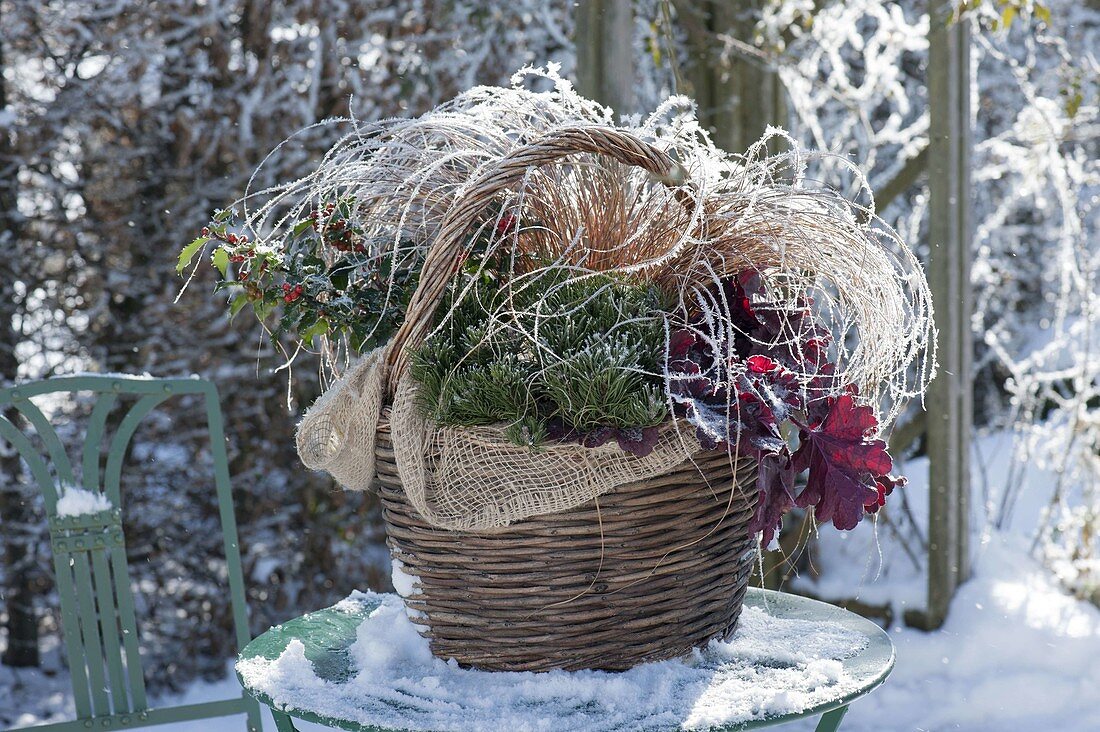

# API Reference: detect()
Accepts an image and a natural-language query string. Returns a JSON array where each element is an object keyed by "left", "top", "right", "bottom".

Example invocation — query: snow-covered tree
[{"left": 0, "top": 0, "right": 571, "bottom": 691}]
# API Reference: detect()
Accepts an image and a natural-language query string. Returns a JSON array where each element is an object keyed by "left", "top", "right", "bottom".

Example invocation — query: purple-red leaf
[
  {"left": 580, "top": 426, "right": 616, "bottom": 449},
  {"left": 866, "top": 474, "right": 905, "bottom": 514},
  {"left": 791, "top": 394, "right": 891, "bottom": 531},
  {"left": 669, "top": 329, "right": 697, "bottom": 359},
  {"left": 751, "top": 450, "right": 796, "bottom": 548},
  {"left": 669, "top": 273, "right": 906, "bottom": 539},
  {"left": 615, "top": 426, "right": 662, "bottom": 457}
]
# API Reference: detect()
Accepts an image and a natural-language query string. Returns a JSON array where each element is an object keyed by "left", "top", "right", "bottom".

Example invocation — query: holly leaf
[
  {"left": 791, "top": 394, "right": 890, "bottom": 531},
  {"left": 177, "top": 236, "right": 209, "bottom": 273},
  {"left": 301, "top": 316, "right": 329, "bottom": 343},
  {"left": 228, "top": 293, "right": 250, "bottom": 320},
  {"left": 211, "top": 246, "right": 229, "bottom": 276},
  {"left": 292, "top": 218, "right": 315, "bottom": 238}
]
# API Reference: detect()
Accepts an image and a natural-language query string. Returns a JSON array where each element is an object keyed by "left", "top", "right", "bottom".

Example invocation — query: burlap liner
[
  {"left": 296, "top": 346, "right": 699, "bottom": 531},
  {"left": 295, "top": 345, "right": 387, "bottom": 492}
]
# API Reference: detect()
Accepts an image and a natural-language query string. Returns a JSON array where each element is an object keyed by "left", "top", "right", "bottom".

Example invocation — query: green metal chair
[{"left": 0, "top": 375, "right": 261, "bottom": 732}]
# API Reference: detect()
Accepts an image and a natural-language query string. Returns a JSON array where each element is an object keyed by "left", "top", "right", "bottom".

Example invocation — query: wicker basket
[
  {"left": 375, "top": 126, "right": 760, "bottom": 672},
  {"left": 376, "top": 415, "right": 758, "bottom": 672}
]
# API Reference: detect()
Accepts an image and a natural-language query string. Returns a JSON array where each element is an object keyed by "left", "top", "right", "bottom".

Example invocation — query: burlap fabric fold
[
  {"left": 295, "top": 345, "right": 388, "bottom": 492},
  {"left": 296, "top": 346, "right": 697, "bottom": 531}
]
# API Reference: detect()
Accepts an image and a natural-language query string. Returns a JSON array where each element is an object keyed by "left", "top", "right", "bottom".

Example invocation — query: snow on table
[{"left": 237, "top": 590, "right": 879, "bottom": 732}]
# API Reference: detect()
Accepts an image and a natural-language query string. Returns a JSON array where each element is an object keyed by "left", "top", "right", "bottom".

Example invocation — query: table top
[{"left": 237, "top": 588, "right": 894, "bottom": 732}]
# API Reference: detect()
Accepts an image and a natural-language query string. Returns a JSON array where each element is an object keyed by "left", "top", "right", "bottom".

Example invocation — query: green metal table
[{"left": 237, "top": 588, "right": 894, "bottom": 732}]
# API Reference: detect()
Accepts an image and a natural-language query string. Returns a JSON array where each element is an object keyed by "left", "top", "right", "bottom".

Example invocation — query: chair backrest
[{"left": 0, "top": 375, "right": 260, "bottom": 732}]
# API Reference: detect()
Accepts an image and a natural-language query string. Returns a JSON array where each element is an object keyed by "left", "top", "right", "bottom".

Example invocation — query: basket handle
[{"left": 383, "top": 125, "right": 688, "bottom": 395}]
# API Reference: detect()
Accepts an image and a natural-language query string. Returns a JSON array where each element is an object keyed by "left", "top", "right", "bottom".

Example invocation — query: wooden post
[
  {"left": 907, "top": 4, "right": 973, "bottom": 630},
  {"left": 575, "top": 0, "right": 636, "bottom": 117},
  {"left": 677, "top": 0, "right": 786, "bottom": 153}
]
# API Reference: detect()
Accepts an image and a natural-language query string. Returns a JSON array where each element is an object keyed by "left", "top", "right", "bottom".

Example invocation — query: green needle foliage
[{"left": 410, "top": 268, "right": 669, "bottom": 447}]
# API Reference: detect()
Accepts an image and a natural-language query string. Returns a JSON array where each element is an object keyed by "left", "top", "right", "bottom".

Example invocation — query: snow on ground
[
  {"left": 4, "top": 431, "right": 1100, "bottom": 731},
  {"left": 839, "top": 533, "right": 1100, "bottom": 731},
  {"left": 783, "top": 431, "right": 1100, "bottom": 730}
]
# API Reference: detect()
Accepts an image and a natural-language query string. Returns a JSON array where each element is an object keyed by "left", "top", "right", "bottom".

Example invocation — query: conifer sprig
[{"left": 410, "top": 269, "right": 669, "bottom": 454}]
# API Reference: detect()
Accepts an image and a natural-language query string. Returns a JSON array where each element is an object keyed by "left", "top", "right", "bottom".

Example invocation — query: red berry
[{"left": 281, "top": 283, "right": 304, "bottom": 303}]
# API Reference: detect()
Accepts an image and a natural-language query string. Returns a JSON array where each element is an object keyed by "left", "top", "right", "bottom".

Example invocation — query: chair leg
[
  {"left": 271, "top": 709, "right": 300, "bottom": 732},
  {"left": 244, "top": 694, "right": 264, "bottom": 732},
  {"left": 815, "top": 704, "right": 849, "bottom": 732}
]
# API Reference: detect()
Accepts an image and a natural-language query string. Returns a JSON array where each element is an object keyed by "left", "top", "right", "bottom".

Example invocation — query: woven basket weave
[
  {"left": 375, "top": 126, "right": 760, "bottom": 671},
  {"left": 377, "top": 414, "right": 759, "bottom": 672}
]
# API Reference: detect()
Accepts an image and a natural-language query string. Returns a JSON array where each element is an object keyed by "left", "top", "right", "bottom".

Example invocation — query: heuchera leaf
[
  {"left": 752, "top": 450, "right": 796, "bottom": 548},
  {"left": 614, "top": 426, "right": 662, "bottom": 457},
  {"left": 580, "top": 427, "right": 616, "bottom": 449},
  {"left": 791, "top": 394, "right": 891, "bottom": 531},
  {"left": 669, "top": 329, "right": 697, "bottom": 359},
  {"left": 867, "top": 474, "right": 906, "bottom": 514},
  {"left": 669, "top": 272, "right": 905, "bottom": 543},
  {"left": 546, "top": 422, "right": 663, "bottom": 458}
]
